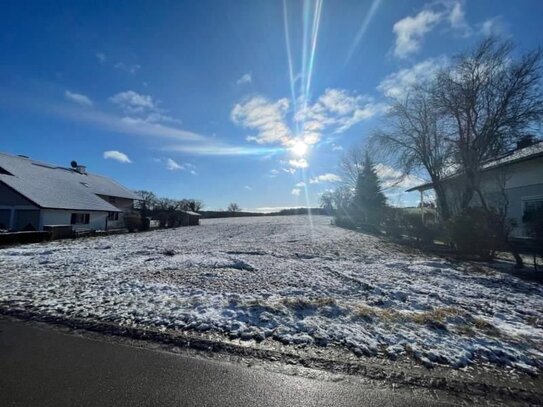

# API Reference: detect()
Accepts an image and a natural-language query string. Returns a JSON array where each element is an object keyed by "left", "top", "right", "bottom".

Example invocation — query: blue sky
[{"left": 1, "top": 0, "right": 542, "bottom": 211}]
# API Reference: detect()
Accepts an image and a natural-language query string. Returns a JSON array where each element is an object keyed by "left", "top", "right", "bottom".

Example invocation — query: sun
[{"left": 291, "top": 140, "right": 308, "bottom": 156}]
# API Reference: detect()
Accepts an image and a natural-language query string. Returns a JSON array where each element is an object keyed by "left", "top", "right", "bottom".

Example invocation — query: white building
[
  {"left": 0, "top": 152, "right": 140, "bottom": 232},
  {"left": 406, "top": 139, "right": 543, "bottom": 238}
]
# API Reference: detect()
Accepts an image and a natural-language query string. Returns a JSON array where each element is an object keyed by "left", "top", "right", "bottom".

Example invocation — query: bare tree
[
  {"left": 319, "top": 191, "right": 334, "bottom": 214},
  {"left": 134, "top": 190, "right": 157, "bottom": 217},
  {"left": 374, "top": 84, "right": 454, "bottom": 219},
  {"left": 179, "top": 199, "right": 204, "bottom": 212},
  {"left": 227, "top": 203, "right": 241, "bottom": 216},
  {"left": 332, "top": 186, "right": 353, "bottom": 216},
  {"left": 434, "top": 37, "right": 543, "bottom": 209},
  {"left": 338, "top": 144, "right": 365, "bottom": 189}
]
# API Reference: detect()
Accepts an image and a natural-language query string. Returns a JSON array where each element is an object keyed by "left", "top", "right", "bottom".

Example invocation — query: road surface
[{"left": 0, "top": 318, "right": 452, "bottom": 406}]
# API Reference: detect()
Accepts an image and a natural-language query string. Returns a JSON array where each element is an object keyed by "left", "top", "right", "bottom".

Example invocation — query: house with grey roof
[
  {"left": 0, "top": 152, "right": 140, "bottom": 232},
  {"left": 406, "top": 138, "right": 543, "bottom": 239}
]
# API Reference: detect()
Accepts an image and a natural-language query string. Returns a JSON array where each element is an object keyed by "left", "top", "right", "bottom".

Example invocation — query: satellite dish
[{"left": 71, "top": 160, "right": 78, "bottom": 168}]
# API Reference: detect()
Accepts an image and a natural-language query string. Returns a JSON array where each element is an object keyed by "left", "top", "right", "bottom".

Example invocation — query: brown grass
[
  {"left": 410, "top": 307, "right": 463, "bottom": 325},
  {"left": 281, "top": 297, "right": 337, "bottom": 310}
]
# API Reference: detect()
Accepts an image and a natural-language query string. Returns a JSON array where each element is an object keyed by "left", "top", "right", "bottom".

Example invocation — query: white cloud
[
  {"left": 295, "top": 181, "right": 306, "bottom": 187},
  {"left": 378, "top": 57, "right": 448, "bottom": 99},
  {"left": 232, "top": 89, "right": 383, "bottom": 152},
  {"left": 49, "top": 104, "right": 204, "bottom": 142},
  {"left": 393, "top": 9, "right": 441, "bottom": 58},
  {"left": 236, "top": 73, "right": 252, "bottom": 85},
  {"left": 392, "top": 1, "right": 471, "bottom": 58},
  {"left": 291, "top": 188, "right": 301, "bottom": 196},
  {"left": 231, "top": 96, "right": 291, "bottom": 145},
  {"left": 479, "top": 17, "right": 504, "bottom": 36},
  {"left": 296, "top": 89, "right": 386, "bottom": 140},
  {"left": 288, "top": 159, "right": 308, "bottom": 169},
  {"left": 165, "top": 143, "right": 277, "bottom": 156},
  {"left": 64, "top": 90, "right": 93, "bottom": 107},
  {"left": 110, "top": 90, "right": 156, "bottom": 113},
  {"left": 309, "top": 173, "right": 341, "bottom": 184},
  {"left": 331, "top": 144, "right": 343, "bottom": 151},
  {"left": 166, "top": 158, "right": 183, "bottom": 171},
  {"left": 114, "top": 62, "right": 141, "bottom": 74},
  {"left": 164, "top": 158, "right": 198, "bottom": 173},
  {"left": 103, "top": 150, "right": 132, "bottom": 163},
  {"left": 244, "top": 185, "right": 252, "bottom": 190},
  {"left": 268, "top": 169, "right": 280, "bottom": 178},
  {"left": 109, "top": 90, "right": 180, "bottom": 125}
]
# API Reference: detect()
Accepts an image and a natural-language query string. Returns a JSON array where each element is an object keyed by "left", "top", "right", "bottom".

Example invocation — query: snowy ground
[{"left": 0, "top": 215, "right": 542, "bottom": 374}]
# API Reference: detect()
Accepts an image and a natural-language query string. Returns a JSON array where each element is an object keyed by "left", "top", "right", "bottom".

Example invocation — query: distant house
[
  {"left": 0, "top": 152, "right": 140, "bottom": 232},
  {"left": 181, "top": 211, "right": 201, "bottom": 226},
  {"left": 406, "top": 139, "right": 543, "bottom": 239}
]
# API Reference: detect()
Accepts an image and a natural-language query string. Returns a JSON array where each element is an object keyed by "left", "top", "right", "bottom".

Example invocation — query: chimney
[
  {"left": 516, "top": 135, "right": 536, "bottom": 150},
  {"left": 70, "top": 160, "right": 86, "bottom": 174},
  {"left": 75, "top": 165, "right": 87, "bottom": 174}
]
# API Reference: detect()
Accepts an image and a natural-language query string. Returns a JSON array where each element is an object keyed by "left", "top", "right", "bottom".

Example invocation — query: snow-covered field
[{"left": 0, "top": 215, "right": 542, "bottom": 373}]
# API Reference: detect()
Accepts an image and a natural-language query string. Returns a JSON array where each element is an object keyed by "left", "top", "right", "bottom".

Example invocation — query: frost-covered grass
[{"left": 0, "top": 215, "right": 542, "bottom": 373}]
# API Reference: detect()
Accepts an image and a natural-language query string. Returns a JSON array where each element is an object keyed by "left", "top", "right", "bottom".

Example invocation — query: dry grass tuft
[
  {"left": 411, "top": 307, "right": 462, "bottom": 325},
  {"left": 281, "top": 297, "right": 337, "bottom": 310}
]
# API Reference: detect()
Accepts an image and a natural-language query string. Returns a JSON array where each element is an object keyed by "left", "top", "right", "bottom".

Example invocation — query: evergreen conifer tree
[{"left": 353, "top": 153, "right": 386, "bottom": 225}]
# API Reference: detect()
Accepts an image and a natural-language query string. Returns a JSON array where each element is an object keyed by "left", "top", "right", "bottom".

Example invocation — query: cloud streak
[
  {"left": 309, "top": 173, "right": 341, "bottom": 184},
  {"left": 236, "top": 73, "right": 252, "bottom": 85},
  {"left": 64, "top": 90, "right": 93, "bottom": 107}
]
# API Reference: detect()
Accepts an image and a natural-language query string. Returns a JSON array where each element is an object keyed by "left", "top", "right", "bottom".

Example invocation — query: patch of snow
[{"left": 0, "top": 215, "right": 542, "bottom": 372}]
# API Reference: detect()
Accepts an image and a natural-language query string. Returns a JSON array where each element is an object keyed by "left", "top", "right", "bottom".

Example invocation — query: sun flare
[{"left": 291, "top": 141, "right": 308, "bottom": 156}]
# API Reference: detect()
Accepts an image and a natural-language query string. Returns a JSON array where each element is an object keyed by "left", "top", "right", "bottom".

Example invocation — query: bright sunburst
[{"left": 291, "top": 140, "right": 308, "bottom": 156}]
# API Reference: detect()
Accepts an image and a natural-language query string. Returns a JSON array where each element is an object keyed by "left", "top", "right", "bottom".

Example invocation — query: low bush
[
  {"left": 382, "top": 208, "right": 439, "bottom": 244},
  {"left": 382, "top": 208, "right": 403, "bottom": 239},
  {"left": 402, "top": 212, "right": 440, "bottom": 245},
  {"left": 446, "top": 207, "right": 507, "bottom": 260},
  {"left": 140, "top": 217, "right": 151, "bottom": 231},
  {"left": 124, "top": 214, "right": 142, "bottom": 232},
  {"left": 333, "top": 215, "right": 357, "bottom": 230},
  {"left": 524, "top": 206, "right": 543, "bottom": 261}
]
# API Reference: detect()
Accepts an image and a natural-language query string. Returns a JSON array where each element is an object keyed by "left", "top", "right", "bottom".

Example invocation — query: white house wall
[
  {"left": 441, "top": 156, "right": 543, "bottom": 238},
  {"left": 40, "top": 209, "right": 108, "bottom": 231}
]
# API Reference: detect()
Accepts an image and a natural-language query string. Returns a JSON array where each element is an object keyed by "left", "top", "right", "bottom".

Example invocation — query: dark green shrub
[
  {"left": 524, "top": 207, "right": 543, "bottom": 259},
  {"left": 382, "top": 207, "right": 405, "bottom": 239},
  {"left": 334, "top": 215, "right": 357, "bottom": 230},
  {"left": 446, "top": 207, "right": 507, "bottom": 259},
  {"left": 140, "top": 217, "right": 151, "bottom": 231},
  {"left": 124, "top": 214, "right": 142, "bottom": 232},
  {"left": 402, "top": 212, "right": 439, "bottom": 245}
]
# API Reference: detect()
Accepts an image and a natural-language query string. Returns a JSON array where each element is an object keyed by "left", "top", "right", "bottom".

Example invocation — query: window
[
  {"left": 70, "top": 213, "right": 90, "bottom": 225},
  {"left": 108, "top": 212, "right": 119, "bottom": 221},
  {"left": 522, "top": 198, "right": 543, "bottom": 223}
]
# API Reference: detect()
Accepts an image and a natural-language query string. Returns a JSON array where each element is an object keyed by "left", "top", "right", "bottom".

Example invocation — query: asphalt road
[{"left": 0, "top": 318, "right": 450, "bottom": 407}]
